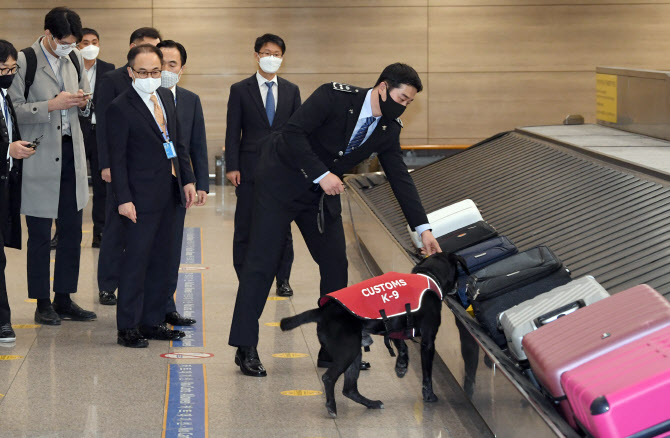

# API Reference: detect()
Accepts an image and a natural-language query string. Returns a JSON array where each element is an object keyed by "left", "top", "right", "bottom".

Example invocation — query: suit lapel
[
  {"left": 344, "top": 89, "right": 370, "bottom": 145},
  {"left": 246, "top": 75, "right": 269, "bottom": 128},
  {"left": 127, "top": 88, "right": 164, "bottom": 141},
  {"left": 274, "top": 77, "right": 290, "bottom": 128},
  {"left": 157, "top": 87, "right": 177, "bottom": 140},
  {"left": 35, "top": 40, "right": 60, "bottom": 88}
]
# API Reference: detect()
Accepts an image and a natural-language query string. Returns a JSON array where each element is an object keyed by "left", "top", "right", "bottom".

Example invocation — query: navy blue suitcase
[{"left": 452, "top": 236, "right": 518, "bottom": 307}]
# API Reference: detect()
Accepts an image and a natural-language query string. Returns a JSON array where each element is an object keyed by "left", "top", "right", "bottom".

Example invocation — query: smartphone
[
  {"left": 82, "top": 92, "right": 93, "bottom": 97},
  {"left": 29, "top": 134, "right": 44, "bottom": 150}
]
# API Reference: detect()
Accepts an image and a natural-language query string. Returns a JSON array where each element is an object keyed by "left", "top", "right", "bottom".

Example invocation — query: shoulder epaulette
[
  {"left": 395, "top": 118, "right": 403, "bottom": 128},
  {"left": 332, "top": 82, "right": 359, "bottom": 93}
]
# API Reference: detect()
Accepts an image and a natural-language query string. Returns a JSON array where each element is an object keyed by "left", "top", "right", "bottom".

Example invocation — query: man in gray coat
[{"left": 8, "top": 7, "right": 96, "bottom": 325}]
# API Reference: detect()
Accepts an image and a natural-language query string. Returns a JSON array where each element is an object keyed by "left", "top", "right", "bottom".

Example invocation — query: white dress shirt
[
  {"left": 256, "top": 71, "right": 278, "bottom": 111},
  {"left": 85, "top": 61, "right": 97, "bottom": 124},
  {"left": 41, "top": 38, "right": 71, "bottom": 136},
  {"left": 132, "top": 82, "right": 169, "bottom": 139},
  {"left": 1, "top": 89, "right": 13, "bottom": 168}
]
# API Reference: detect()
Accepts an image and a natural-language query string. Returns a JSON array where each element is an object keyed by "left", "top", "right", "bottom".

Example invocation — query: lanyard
[
  {"left": 39, "top": 41, "right": 65, "bottom": 92},
  {"left": 152, "top": 94, "right": 170, "bottom": 142}
]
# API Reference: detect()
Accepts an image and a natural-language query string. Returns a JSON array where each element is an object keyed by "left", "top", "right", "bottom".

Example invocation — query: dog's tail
[{"left": 280, "top": 308, "right": 321, "bottom": 331}]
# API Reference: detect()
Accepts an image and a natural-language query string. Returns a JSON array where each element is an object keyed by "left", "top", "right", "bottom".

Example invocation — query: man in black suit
[
  {"left": 77, "top": 28, "right": 114, "bottom": 248},
  {"left": 107, "top": 44, "right": 196, "bottom": 348},
  {"left": 225, "top": 34, "right": 301, "bottom": 297},
  {"left": 95, "top": 27, "right": 161, "bottom": 306},
  {"left": 229, "top": 63, "right": 441, "bottom": 377},
  {"left": 0, "top": 40, "right": 36, "bottom": 342},
  {"left": 157, "top": 40, "right": 209, "bottom": 327}
]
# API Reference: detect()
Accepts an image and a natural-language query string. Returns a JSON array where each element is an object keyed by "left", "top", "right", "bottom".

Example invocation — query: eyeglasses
[
  {"left": 132, "top": 69, "right": 162, "bottom": 79},
  {"left": 0, "top": 65, "right": 19, "bottom": 75},
  {"left": 258, "top": 51, "right": 282, "bottom": 58},
  {"left": 53, "top": 36, "right": 77, "bottom": 49}
]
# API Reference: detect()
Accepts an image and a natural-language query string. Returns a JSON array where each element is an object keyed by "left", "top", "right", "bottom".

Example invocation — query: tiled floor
[{"left": 0, "top": 185, "right": 492, "bottom": 438}]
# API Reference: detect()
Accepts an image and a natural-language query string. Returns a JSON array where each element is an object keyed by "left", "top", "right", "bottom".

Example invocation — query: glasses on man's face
[
  {"left": 258, "top": 51, "right": 282, "bottom": 58},
  {"left": 54, "top": 37, "right": 77, "bottom": 49},
  {"left": 132, "top": 69, "right": 162, "bottom": 79},
  {"left": 0, "top": 65, "right": 19, "bottom": 76}
]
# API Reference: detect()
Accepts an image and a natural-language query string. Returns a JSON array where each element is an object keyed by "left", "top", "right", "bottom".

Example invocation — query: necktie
[
  {"left": 265, "top": 81, "right": 275, "bottom": 126},
  {"left": 345, "top": 116, "right": 375, "bottom": 154},
  {"left": 1, "top": 92, "right": 10, "bottom": 132},
  {"left": 150, "top": 95, "right": 175, "bottom": 176}
]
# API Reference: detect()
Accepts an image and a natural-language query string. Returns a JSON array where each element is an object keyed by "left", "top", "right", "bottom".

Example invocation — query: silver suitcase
[{"left": 499, "top": 276, "right": 610, "bottom": 361}]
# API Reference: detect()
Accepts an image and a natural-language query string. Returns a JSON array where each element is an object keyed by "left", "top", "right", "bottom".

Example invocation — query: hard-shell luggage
[
  {"left": 466, "top": 246, "right": 571, "bottom": 347},
  {"left": 499, "top": 276, "right": 610, "bottom": 361},
  {"left": 522, "top": 284, "right": 670, "bottom": 429},
  {"left": 436, "top": 221, "right": 497, "bottom": 255},
  {"left": 561, "top": 326, "right": 670, "bottom": 438},
  {"left": 452, "top": 236, "right": 518, "bottom": 307},
  {"left": 408, "top": 199, "right": 482, "bottom": 249}
]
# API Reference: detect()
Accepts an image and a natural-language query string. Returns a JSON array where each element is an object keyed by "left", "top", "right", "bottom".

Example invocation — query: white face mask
[
  {"left": 258, "top": 56, "right": 283, "bottom": 74},
  {"left": 80, "top": 45, "right": 100, "bottom": 60},
  {"left": 131, "top": 71, "right": 162, "bottom": 94},
  {"left": 161, "top": 69, "right": 182, "bottom": 89},
  {"left": 48, "top": 35, "right": 75, "bottom": 57}
]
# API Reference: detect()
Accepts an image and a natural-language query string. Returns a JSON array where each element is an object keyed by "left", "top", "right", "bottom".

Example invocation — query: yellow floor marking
[
  {"left": 24, "top": 299, "right": 36, "bottom": 303},
  {"left": 203, "top": 364, "right": 209, "bottom": 438},
  {"left": 267, "top": 297, "right": 288, "bottom": 301},
  {"left": 201, "top": 273, "right": 206, "bottom": 348},
  {"left": 13, "top": 324, "right": 40, "bottom": 329},
  {"left": 50, "top": 259, "right": 55, "bottom": 262},
  {"left": 414, "top": 400, "right": 423, "bottom": 424},
  {"left": 161, "top": 364, "right": 171, "bottom": 438},
  {"left": 264, "top": 322, "right": 280, "bottom": 327},
  {"left": 0, "top": 393, "right": 4, "bottom": 398},
  {"left": 0, "top": 355, "right": 23, "bottom": 360},
  {"left": 272, "top": 353, "right": 309, "bottom": 358},
  {"left": 82, "top": 230, "right": 92, "bottom": 234},
  {"left": 281, "top": 390, "right": 322, "bottom": 396}
]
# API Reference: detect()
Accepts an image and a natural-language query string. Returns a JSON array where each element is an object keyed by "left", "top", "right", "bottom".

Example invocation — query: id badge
[{"left": 163, "top": 141, "right": 177, "bottom": 159}]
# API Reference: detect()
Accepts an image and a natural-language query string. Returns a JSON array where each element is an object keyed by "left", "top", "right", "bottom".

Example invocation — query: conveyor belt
[{"left": 351, "top": 130, "right": 670, "bottom": 298}]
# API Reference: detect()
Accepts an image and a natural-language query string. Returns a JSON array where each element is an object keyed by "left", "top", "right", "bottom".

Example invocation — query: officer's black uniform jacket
[
  {"left": 0, "top": 92, "right": 22, "bottom": 249},
  {"left": 257, "top": 82, "right": 429, "bottom": 230}
]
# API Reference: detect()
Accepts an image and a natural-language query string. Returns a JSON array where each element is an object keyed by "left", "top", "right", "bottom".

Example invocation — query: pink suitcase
[
  {"left": 561, "top": 326, "right": 670, "bottom": 438},
  {"left": 522, "top": 284, "right": 670, "bottom": 428}
]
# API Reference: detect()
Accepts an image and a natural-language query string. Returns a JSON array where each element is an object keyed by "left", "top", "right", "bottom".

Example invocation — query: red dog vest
[{"left": 318, "top": 272, "right": 442, "bottom": 320}]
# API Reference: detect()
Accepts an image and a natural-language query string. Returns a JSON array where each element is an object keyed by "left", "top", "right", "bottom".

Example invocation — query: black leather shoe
[
  {"left": 0, "top": 323, "right": 16, "bottom": 343},
  {"left": 139, "top": 323, "right": 185, "bottom": 340},
  {"left": 235, "top": 346, "right": 267, "bottom": 377},
  {"left": 52, "top": 300, "right": 97, "bottom": 321},
  {"left": 99, "top": 291, "right": 117, "bottom": 306},
  {"left": 92, "top": 234, "right": 102, "bottom": 248},
  {"left": 164, "top": 311, "right": 196, "bottom": 326},
  {"left": 50, "top": 233, "right": 58, "bottom": 250},
  {"left": 34, "top": 306, "right": 61, "bottom": 325},
  {"left": 117, "top": 328, "right": 149, "bottom": 348},
  {"left": 276, "top": 279, "right": 293, "bottom": 297}
]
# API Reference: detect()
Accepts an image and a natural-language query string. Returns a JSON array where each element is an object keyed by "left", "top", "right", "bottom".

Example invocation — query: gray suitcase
[{"left": 499, "top": 276, "right": 610, "bottom": 361}]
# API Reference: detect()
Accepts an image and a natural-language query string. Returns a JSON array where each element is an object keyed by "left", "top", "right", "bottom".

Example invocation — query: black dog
[{"left": 280, "top": 252, "right": 458, "bottom": 418}]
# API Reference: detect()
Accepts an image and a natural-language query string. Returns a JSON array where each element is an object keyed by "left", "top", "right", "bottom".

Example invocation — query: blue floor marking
[
  {"left": 164, "top": 364, "right": 208, "bottom": 438},
  {"left": 180, "top": 227, "right": 202, "bottom": 264},
  {"left": 172, "top": 272, "right": 204, "bottom": 347}
]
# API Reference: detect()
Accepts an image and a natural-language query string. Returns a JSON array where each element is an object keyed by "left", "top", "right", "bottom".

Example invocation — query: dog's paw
[
  {"left": 395, "top": 363, "right": 408, "bottom": 378},
  {"left": 325, "top": 402, "right": 337, "bottom": 418},
  {"left": 368, "top": 400, "right": 384, "bottom": 410},
  {"left": 422, "top": 390, "right": 438, "bottom": 403}
]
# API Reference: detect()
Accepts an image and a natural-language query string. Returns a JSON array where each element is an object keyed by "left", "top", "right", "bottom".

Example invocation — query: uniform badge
[
  {"left": 382, "top": 125, "right": 387, "bottom": 131},
  {"left": 395, "top": 118, "right": 404, "bottom": 128},
  {"left": 332, "top": 82, "right": 358, "bottom": 93}
]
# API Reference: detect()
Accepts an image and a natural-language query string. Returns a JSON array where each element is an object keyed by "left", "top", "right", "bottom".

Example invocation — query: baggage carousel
[{"left": 343, "top": 125, "right": 670, "bottom": 438}]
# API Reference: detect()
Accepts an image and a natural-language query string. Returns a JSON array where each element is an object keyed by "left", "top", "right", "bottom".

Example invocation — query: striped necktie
[
  {"left": 150, "top": 95, "right": 175, "bottom": 176},
  {"left": 345, "top": 116, "right": 375, "bottom": 155}
]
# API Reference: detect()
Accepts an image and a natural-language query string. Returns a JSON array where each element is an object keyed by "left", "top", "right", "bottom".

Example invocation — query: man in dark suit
[
  {"left": 77, "top": 28, "right": 114, "bottom": 248},
  {"left": 157, "top": 40, "right": 209, "bottom": 327},
  {"left": 225, "top": 34, "right": 301, "bottom": 297},
  {"left": 229, "top": 63, "right": 441, "bottom": 377},
  {"left": 107, "top": 44, "right": 196, "bottom": 348},
  {"left": 95, "top": 27, "right": 161, "bottom": 306},
  {"left": 0, "top": 40, "right": 36, "bottom": 342}
]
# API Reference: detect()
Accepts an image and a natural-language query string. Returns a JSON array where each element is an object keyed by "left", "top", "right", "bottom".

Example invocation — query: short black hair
[
  {"left": 254, "top": 33, "right": 286, "bottom": 55},
  {"left": 129, "top": 27, "right": 162, "bottom": 46},
  {"left": 374, "top": 63, "right": 423, "bottom": 93},
  {"left": 81, "top": 28, "right": 100, "bottom": 40},
  {"left": 156, "top": 40, "right": 187, "bottom": 66},
  {"left": 127, "top": 44, "right": 163, "bottom": 68},
  {"left": 0, "top": 40, "right": 18, "bottom": 64},
  {"left": 44, "top": 7, "right": 83, "bottom": 41}
]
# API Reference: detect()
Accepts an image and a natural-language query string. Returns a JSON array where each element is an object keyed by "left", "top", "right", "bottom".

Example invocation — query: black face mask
[
  {"left": 378, "top": 83, "right": 406, "bottom": 120},
  {"left": 0, "top": 74, "right": 15, "bottom": 90}
]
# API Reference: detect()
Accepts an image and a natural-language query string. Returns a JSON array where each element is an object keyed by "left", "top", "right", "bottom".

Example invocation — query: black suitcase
[
  {"left": 465, "top": 246, "right": 571, "bottom": 347},
  {"left": 436, "top": 221, "right": 498, "bottom": 255}
]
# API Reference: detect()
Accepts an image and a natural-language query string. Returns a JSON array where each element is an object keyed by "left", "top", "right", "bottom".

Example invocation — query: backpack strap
[
  {"left": 21, "top": 47, "right": 37, "bottom": 101},
  {"left": 68, "top": 51, "right": 81, "bottom": 83}
]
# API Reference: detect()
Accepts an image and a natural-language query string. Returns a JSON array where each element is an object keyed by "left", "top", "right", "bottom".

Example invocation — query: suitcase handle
[
  {"left": 533, "top": 300, "right": 585, "bottom": 328},
  {"left": 626, "top": 418, "right": 670, "bottom": 438}
]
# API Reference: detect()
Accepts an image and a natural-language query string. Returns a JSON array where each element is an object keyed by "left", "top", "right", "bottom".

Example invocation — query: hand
[
  {"left": 226, "top": 170, "right": 240, "bottom": 187},
  {"left": 9, "top": 140, "right": 35, "bottom": 159},
  {"left": 76, "top": 89, "right": 91, "bottom": 109},
  {"left": 48, "top": 91, "right": 87, "bottom": 111},
  {"left": 101, "top": 168, "right": 111, "bottom": 183},
  {"left": 118, "top": 202, "right": 137, "bottom": 223},
  {"left": 420, "top": 230, "right": 441, "bottom": 256},
  {"left": 319, "top": 173, "right": 345, "bottom": 196},
  {"left": 184, "top": 183, "right": 196, "bottom": 209},
  {"left": 195, "top": 190, "right": 207, "bottom": 206}
]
